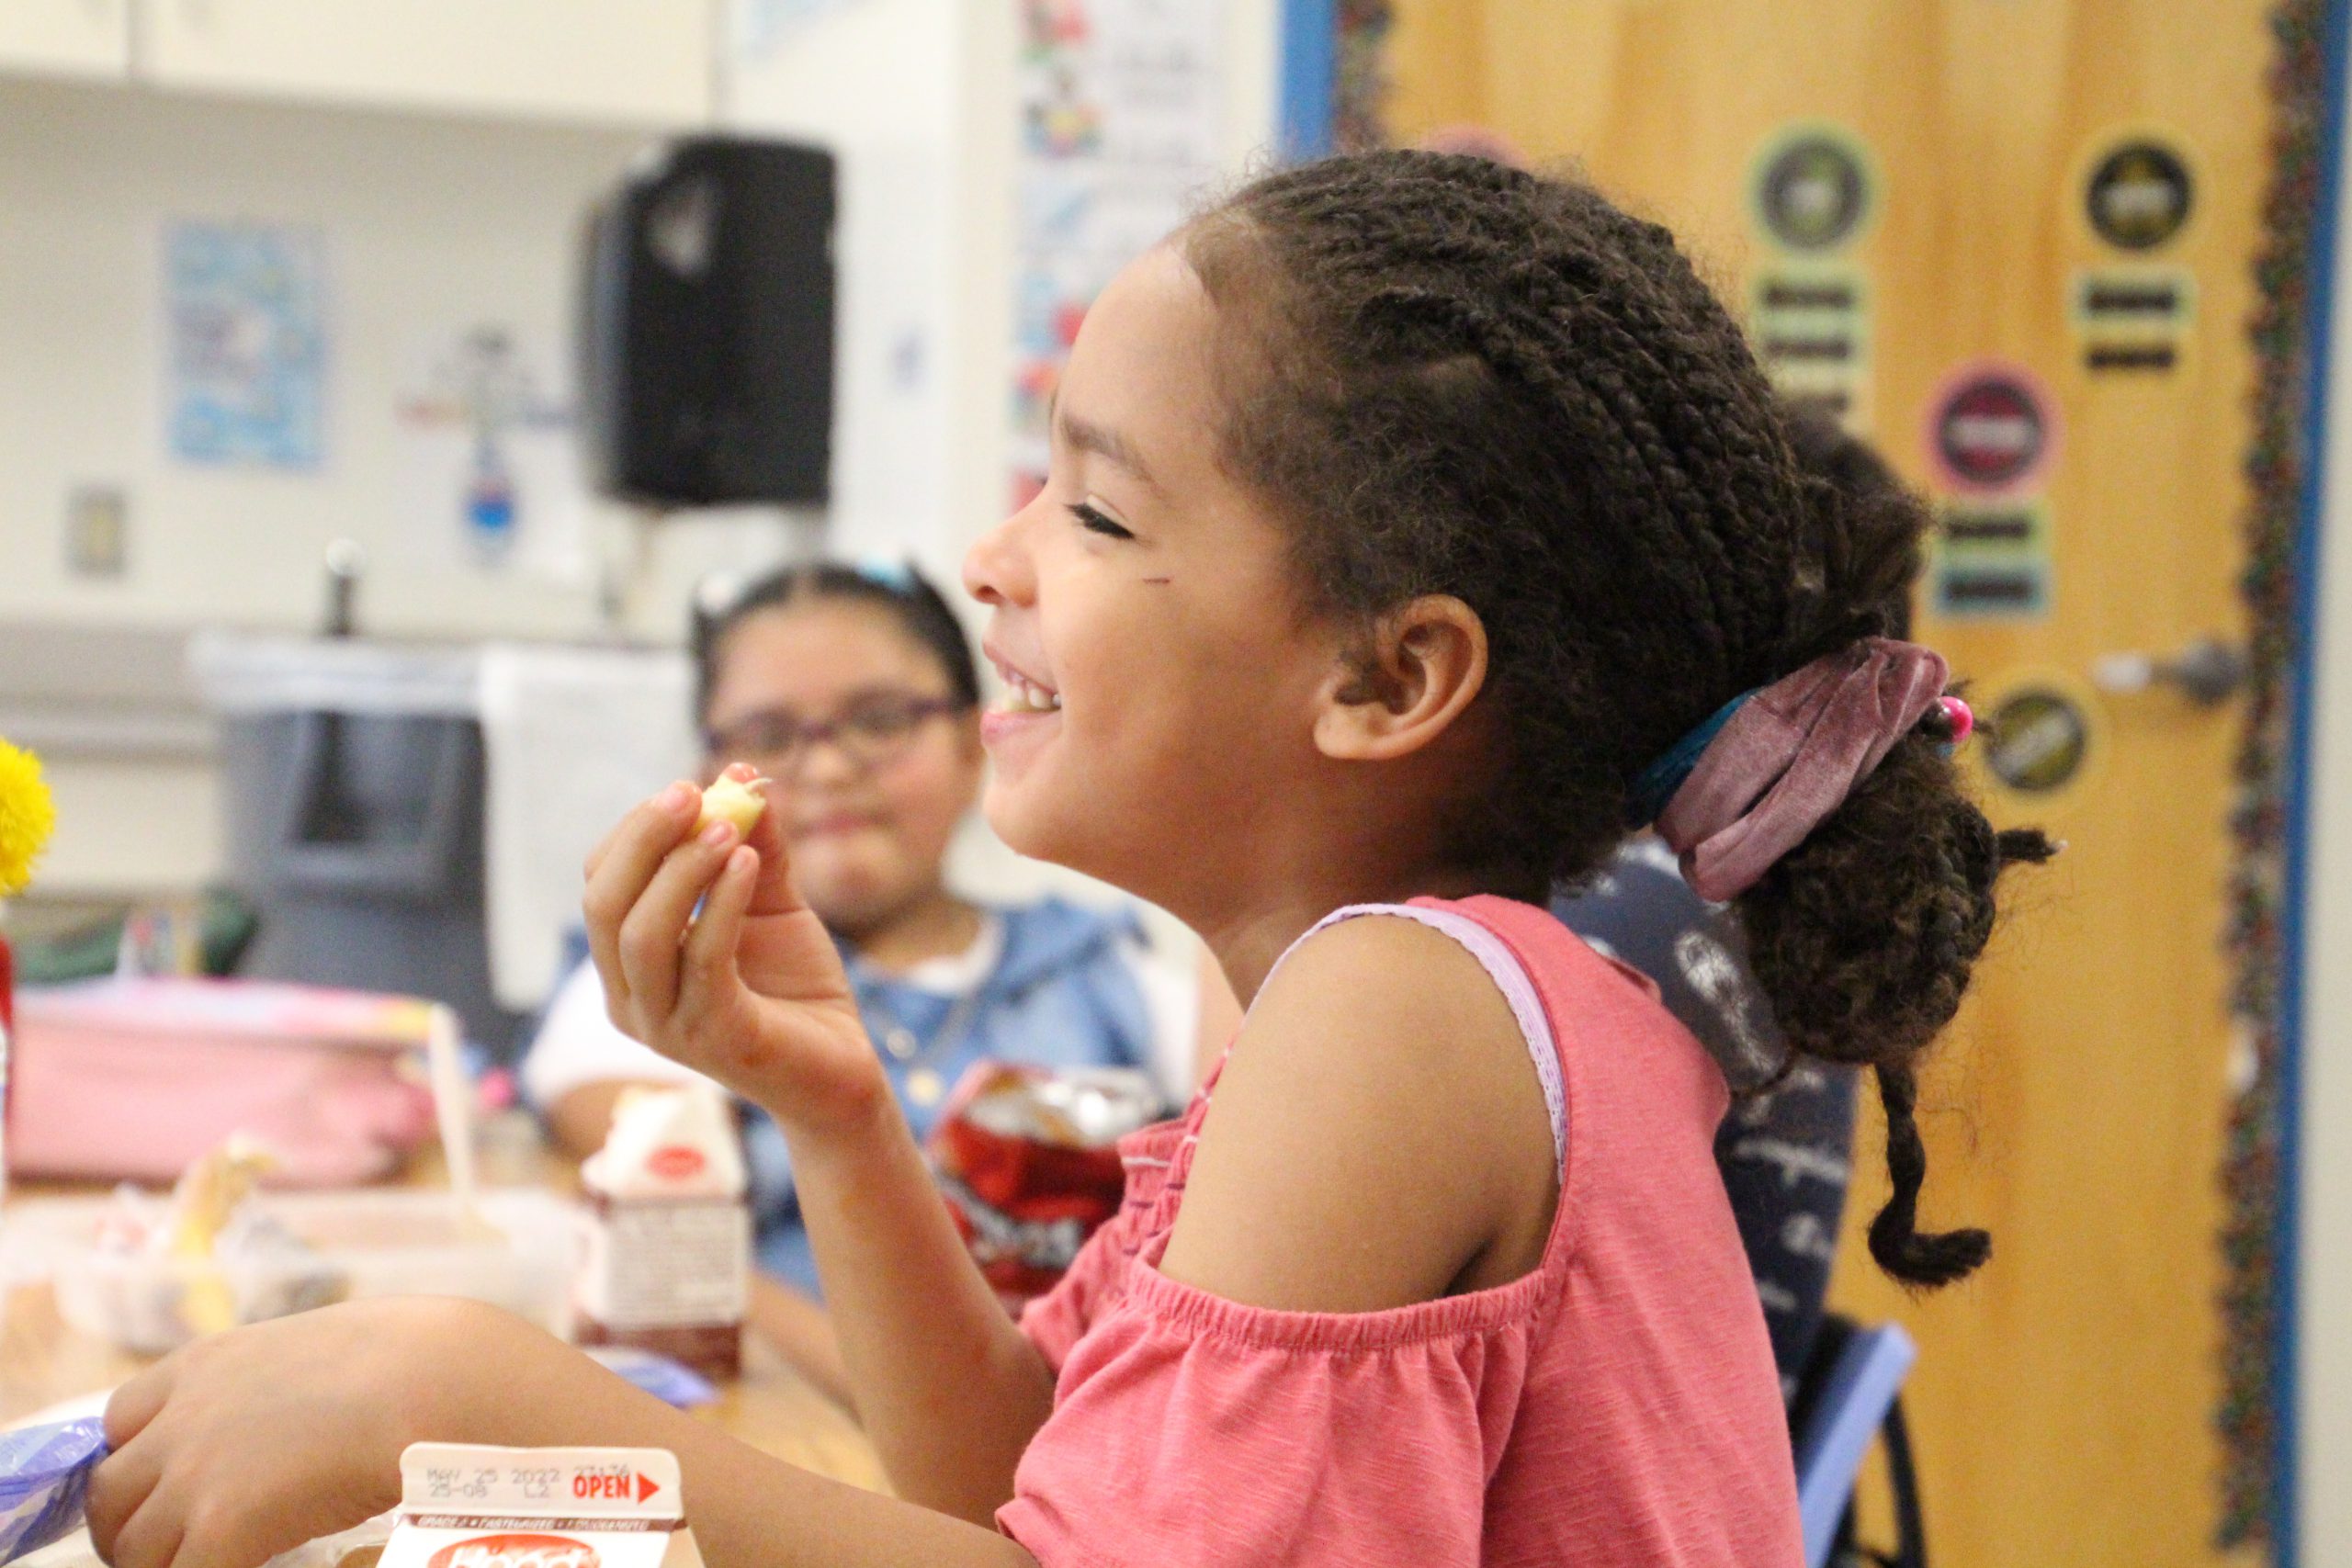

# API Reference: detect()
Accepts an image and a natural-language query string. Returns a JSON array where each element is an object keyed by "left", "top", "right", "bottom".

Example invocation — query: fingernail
[
  {"left": 659, "top": 782, "right": 695, "bottom": 811},
  {"left": 700, "top": 820, "right": 737, "bottom": 848}
]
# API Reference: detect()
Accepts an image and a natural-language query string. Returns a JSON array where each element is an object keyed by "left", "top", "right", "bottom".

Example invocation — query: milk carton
[
  {"left": 375, "top": 1444, "right": 702, "bottom": 1568},
  {"left": 574, "top": 1085, "right": 748, "bottom": 1380}
]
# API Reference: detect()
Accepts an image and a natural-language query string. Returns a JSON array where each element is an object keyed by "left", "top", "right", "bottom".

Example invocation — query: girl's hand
[
  {"left": 85, "top": 1298, "right": 503, "bottom": 1568},
  {"left": 582, "top": 767, "right": 886, "bottom": 1139}
]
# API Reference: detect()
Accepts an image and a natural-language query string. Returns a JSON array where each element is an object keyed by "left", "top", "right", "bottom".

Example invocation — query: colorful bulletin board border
[{"left": 2224, "top": 0, "right": 2342, "bottom": 1558}]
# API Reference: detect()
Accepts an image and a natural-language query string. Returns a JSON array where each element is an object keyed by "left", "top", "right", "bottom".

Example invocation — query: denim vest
[{"left": 745, "top": 896, "right": 1159, "bottom": 1293}]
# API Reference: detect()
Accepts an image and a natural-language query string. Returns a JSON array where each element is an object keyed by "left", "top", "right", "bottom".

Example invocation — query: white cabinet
[
  {"left": 0, "top": 0, "right": 130, "bottom": 80},
  {"left": 139, "top": 0, "right": 714, "bottom": 127}
]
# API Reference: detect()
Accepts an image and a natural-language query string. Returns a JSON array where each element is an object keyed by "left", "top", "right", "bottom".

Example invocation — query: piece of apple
[{"left": 695, "top": 774, "right": 769, "bottom": 837}]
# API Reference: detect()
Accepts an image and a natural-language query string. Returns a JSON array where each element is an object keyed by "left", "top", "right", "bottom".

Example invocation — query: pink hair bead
[{"left": 1939, "top": 694, "right": 1975, "bottom": 745}]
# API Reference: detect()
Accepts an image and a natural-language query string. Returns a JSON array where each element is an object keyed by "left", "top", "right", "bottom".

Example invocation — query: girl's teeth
[{"left": 1007, "top": 679, "right": 1061, "bottom": 713}]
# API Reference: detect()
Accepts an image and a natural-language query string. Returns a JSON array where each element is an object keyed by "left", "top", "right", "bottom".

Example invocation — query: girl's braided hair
[{"left": 1183, "top": 150, "right": 2052, "bottom": 1287}]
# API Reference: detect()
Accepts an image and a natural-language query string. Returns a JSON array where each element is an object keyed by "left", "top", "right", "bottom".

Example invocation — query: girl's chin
[
  {"left": 981, "top": 775, "right": 1126, "bottom": 889},
  {"left": 979, "top": 775, "right": 1062, "bottom": 863}
]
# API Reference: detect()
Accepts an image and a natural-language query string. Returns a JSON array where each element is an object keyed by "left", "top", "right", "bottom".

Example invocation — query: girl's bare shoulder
[{"left": 1157, "top": 913, "right": 1559, "bottom": 1314}]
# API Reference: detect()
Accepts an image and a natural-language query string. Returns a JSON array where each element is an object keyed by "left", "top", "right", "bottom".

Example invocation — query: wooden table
[{"left": 0, "top": 1154, "right": 890, "bottom": 1494}]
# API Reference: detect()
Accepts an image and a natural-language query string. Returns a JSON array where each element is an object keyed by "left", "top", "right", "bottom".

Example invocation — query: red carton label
[{"left": 427, "top": 1535, "right": 602, "bottom": 1568}]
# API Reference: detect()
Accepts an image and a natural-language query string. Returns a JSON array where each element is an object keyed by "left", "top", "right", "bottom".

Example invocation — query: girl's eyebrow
[{"left": 1051, "top": 393, "right": 1163, "bottom": 497}]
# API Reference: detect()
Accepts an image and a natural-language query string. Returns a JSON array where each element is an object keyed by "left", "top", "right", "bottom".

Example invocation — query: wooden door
[{"left": 1384, "top": 4, "right": 2269, "bottom": 1564}]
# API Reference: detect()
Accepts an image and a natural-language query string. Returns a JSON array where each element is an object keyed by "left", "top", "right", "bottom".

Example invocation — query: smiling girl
[{"left": 87, "top": 152, "right": 2046, "bottom": 1568}]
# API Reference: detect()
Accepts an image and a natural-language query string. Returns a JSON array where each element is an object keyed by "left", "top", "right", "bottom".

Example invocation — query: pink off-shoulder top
[{"left": 997, "top": 895, "right": 1804, "bottom": 1567}]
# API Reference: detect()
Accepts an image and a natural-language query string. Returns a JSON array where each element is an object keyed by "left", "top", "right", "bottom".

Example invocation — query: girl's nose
[{"left": 964, "top": 506, "right": 1035, "bottom": 610}]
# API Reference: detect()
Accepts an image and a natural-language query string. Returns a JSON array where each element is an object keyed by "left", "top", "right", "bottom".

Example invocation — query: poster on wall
[
  {"left": 392, "top": 324, "right": 589, "bottom": 581},
  {"left": 1923, "top": 360, "right": 2061, "bottom": 623},
  {"left": 162, "top": 220, "right": 328, "bottom": 469},
  {"left": 1010, "top": 0, "right": 1227, "bottom": 506},
  {"left": 2070, "top": 130, "right": 2201, "bottom": 377},
  {"left": 1744, "top": 125, "right": 1875, "bottom": 435}
]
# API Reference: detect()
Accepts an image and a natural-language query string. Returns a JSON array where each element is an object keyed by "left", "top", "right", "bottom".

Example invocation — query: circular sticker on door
[
  {"left": 1753, "top": 128, "right": 1874, "bottom": 254},
  {"left": 2086, "top": 138, "right": 2195, "bottom": 251},
  {"left": 1984, "top": 687, "right": 2091, "bottom": 795},
  {"left": 1928, "top": 362, "right": 2058, "bottom": 495}
]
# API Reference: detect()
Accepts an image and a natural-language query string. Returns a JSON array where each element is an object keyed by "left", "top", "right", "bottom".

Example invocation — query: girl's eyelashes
[{"left": 1070, "top": 500, "right": 1135, "bottom": 540}]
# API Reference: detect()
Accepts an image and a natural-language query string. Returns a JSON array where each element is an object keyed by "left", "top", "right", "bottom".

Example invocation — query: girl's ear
[{"left": 1311, "top": 595, "right": 1487, "bottom": 761}]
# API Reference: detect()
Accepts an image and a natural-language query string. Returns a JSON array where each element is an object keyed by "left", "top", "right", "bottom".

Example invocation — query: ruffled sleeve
[
  {"left": 1016, "top": 1115, "right": 1190, "bottom": 1371},
  {"left": 1000, "top": 1261, "right": 1548, "bottom": 1568}
]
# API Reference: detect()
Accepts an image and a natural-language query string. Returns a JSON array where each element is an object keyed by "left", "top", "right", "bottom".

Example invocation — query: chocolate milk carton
[
  {"left": 375, "top": 1443, "right": 702, "bottom": 1568},
  {"left": 574, "top": 1085, "right": 748, "bottom": 1380}
]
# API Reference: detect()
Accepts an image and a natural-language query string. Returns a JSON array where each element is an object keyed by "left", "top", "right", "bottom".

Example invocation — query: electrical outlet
[{"left": 65, "top": 485, "right": 128, "bottom": 578}]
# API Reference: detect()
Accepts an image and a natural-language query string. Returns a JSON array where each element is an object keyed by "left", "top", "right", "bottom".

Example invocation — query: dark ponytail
[
  {"left": 1734, "top": 409, "right": 2054, "bottom": 1286},
  {"left": 1735, "top": 727, "right": 2053, "bottom": 1284}
]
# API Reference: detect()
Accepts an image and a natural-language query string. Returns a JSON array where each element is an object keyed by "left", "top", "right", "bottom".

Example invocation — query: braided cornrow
[{"left": 1182, "top": 150, "right": 2050, "bottom": 1288}]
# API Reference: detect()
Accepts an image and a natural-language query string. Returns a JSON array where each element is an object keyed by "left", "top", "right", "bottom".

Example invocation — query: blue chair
[{"left": 1790, "top": 1318, "right": 1923, "bottom": 1568}]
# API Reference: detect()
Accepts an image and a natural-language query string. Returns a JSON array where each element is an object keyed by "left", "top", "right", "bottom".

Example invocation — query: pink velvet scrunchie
[{"left": 1654, "top": 637, "right": 1951, "bottom": 902}]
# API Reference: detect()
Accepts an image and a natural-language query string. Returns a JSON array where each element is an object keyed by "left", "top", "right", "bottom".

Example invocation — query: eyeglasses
[{"left": 703, "top": 694, "right": 966, "bottom": 774}]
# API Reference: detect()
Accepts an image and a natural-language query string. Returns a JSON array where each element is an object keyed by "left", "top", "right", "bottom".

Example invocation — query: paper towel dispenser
[{"left": 579, "top": 136, "right": 836, "bottom": 507}]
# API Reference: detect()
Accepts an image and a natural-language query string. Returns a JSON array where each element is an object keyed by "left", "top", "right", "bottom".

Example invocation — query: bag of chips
[{"left": 925, "top": 1063, "right": 1166, "bottom": 1310}]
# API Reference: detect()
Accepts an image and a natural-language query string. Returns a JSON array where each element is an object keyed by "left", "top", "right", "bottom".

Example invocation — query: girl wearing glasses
[{"left": 520, "top": 561, "right": 1235, "bottom": 1397}]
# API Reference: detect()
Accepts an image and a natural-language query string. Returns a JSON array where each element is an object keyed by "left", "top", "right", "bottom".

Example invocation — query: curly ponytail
[{"left": 1736, "top": 727, "right": 2053, "bottom": 1284}]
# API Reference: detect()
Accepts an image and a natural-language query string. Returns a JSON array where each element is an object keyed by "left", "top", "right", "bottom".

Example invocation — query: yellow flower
[{"left": 0, "top": 738, "right": 58, "bottom": 897}]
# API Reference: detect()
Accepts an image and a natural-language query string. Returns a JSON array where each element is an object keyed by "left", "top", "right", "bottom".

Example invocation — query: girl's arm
[
  {"left": 1158, "top": 914, "right": 1560, "bottom": 1309},
  {"left": 86, "top": 1298, "right": 1040, "bottom": 1568},
  {"left": 744, "top": 1275, "right": 853, "bottom": 1409},
  {"left": 582, "top": 777, "right": 1055, "bottom": 1518},
  {"left": 763, "top": 1091, "right": 1059, "bottom": 1521}
]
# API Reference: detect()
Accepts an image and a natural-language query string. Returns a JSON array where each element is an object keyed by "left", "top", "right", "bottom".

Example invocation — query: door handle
[{"left": 2090, "top": 637, "right": 2248, "bottom": 706}]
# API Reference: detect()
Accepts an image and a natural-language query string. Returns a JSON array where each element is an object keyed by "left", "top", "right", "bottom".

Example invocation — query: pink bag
[{"left": 6, "top": 978, "right": 437, "bottom": 1187}]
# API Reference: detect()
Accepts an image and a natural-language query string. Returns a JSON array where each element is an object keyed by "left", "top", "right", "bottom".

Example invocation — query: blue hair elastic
[
  {"left": 853, "top": 557, "right": 918, "bottom": 594},
  {"left": 1625, "top": 690, "right": 1757, "bottom": 828}
]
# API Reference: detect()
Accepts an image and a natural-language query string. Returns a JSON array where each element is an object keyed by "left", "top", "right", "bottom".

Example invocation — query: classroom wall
[
  {"left": 2, "top": 2, "right": 1281, "bottom": 905},
  {"left": 0, "top": 78, "right": 786, "bottom": 644}
]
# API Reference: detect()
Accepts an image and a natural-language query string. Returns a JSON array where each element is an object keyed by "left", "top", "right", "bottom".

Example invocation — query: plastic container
[{"left": 0, "top": 1189, "right": 578, "bottom": 1356}]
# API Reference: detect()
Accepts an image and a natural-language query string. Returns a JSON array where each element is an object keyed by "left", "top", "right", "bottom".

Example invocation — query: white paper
[{"left": 476, "top": 645, "right": 695, "bottom": 1009}]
